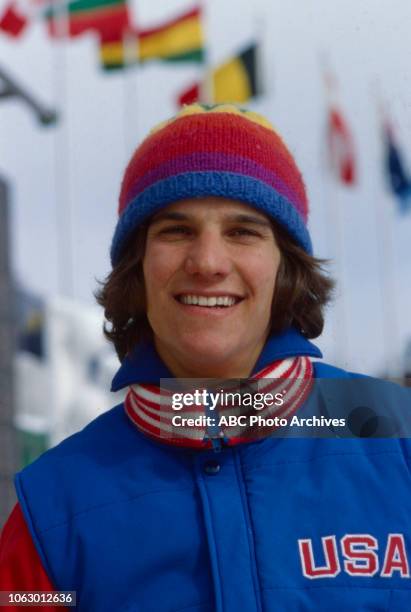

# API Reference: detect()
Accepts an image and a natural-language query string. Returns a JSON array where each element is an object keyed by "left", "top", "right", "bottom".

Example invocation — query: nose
[{"left": 184, "top": 230, "right": 233, "bottom": 279}]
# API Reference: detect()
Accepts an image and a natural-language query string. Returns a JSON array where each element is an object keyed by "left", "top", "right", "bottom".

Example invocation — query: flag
[
  {"left": 0, "top": 0, "right": 48, "bottom": 37},
  {"left": 1, "top": 0, "right": 203, "bottom": 72},
  {"left": 19, "top": 311, "right": 45, "bottom": 358},
  {"left": 384, "top": 123, "right": 411, "bottom": 213},
  {"left": 99, "top": 6, "right": 203, "bottom": 71},
  {"left": 0, "top": 0, "right": 138, "bottom": 69},
  {"left": 16, "top": 288, "right": 45, "bottom": 359},
  {"left": 0, "top": 3, "right": 27, "bottom": 36},
  {"left": 98, "top": 29, "right": 138, "bottom": 70},
  {"left": 177, "top": 43, "right": 261, "bottom": 106},
  {"left": 46, "top": 0, "right": 136, "bottom": 71},
  {"left": 44, "top": 0, "right": 132, "bottom": 40},
  {"left": 137, "top": 7, "right": 203, "bottom": 63},
  {"left": 327, "top": 106, "right": 357, "bottom": 185},
  {"left": 0, "top": 0, "right": 135, "bottom": 70}
]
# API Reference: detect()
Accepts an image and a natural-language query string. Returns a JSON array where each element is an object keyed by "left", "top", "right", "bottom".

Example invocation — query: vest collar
[{"left": 111, "top": 327, "right": 322, "bottom": 392}]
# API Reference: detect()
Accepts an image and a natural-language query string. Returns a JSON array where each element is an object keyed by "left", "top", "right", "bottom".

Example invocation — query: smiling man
[
  {"left": 1, "top": 104, "right": 411, "bottom": 611},
  {"left": 143, "top": 197, "right": 281, "bottom": 379}
]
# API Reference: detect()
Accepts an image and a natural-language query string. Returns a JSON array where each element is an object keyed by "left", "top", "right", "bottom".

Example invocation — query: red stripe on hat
[{"left": 119, "top": 113, "right": 307, "bottom": 217}]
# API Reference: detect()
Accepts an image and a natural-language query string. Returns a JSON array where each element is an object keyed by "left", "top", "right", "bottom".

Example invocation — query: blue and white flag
[{"left": 384, "top": 123, "right": 411, "bottom": 214}]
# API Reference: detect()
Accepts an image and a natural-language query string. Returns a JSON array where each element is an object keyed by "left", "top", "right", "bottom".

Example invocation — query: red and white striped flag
[{"left": 327, "top": 106, "right": 357, "bottom": 185}]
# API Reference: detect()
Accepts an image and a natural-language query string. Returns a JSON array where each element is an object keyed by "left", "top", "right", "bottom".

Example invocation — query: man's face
[{"left": 142, "top": 197, "right": 281, "bottom": 377}]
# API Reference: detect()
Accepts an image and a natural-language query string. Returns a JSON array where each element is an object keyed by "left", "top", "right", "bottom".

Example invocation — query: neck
[{"left": 153, "top": 339, "right": 266, "bottom": 379}]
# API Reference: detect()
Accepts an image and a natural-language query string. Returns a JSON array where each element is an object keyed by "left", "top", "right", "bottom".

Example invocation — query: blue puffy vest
[{"left": 15, "top": 331, "right": 411, "bottom": 611}]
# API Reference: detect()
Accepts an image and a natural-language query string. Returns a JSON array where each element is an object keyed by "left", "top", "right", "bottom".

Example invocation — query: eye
[{"left": 229, "top": 228, "right": 260, "bottom": 237}]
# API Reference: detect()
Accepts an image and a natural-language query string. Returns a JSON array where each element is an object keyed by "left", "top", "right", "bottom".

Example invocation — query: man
[{"left": 1, "top": 104, "right": 411, "bottom": 610}]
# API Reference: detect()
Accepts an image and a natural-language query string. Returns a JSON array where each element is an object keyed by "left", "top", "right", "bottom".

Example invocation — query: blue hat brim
[{"left": 110, "top": 172, "right": 312, "bottom": 265}]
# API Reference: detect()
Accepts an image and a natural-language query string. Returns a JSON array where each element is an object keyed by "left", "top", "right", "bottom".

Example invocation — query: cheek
[
  {"left": 143, "top": 246, "right": 180, "bottom": 296},
  {"left": 260, "top": 276, "right": 277, "bottom": 311},
  {"left": 248, "top": 252, "right": 280, "bottom": 290}
]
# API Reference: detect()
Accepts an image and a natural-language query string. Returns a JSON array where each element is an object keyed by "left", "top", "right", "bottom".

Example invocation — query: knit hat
[{"left": 111, "top": 103, "right": 311, "bottom": 265}]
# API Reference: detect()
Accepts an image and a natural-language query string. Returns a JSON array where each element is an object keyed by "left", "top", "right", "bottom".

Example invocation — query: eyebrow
[
  {"left": 225, "top": 213, "right": 272, "bottom": 229},
  {"left": 149, "top": 211, "right": 272, "bottom": 229}
]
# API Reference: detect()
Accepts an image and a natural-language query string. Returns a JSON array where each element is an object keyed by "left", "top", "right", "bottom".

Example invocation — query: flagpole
[
  {"left": 372, "top": 88, "right": 401, "bottom": 377},
  {"left": 320, "top": 60, "right": 350, "bottom": 368},
  {"left": 374, "top": 165, "right": 401, "bottom": 378},
  {"left": 51, "top": 0, "right": 74, "bottom": 298},
  {"left": 323, "top": 149, "right": 350, "bottom": 368},
  {"left": 122, "top": 27, "right": 139, "bottom": 158},
  {"left": 47, "top": 0, "right": 73, "bottom": 460},
  {"left": 198, "top": 1, "right": 213, "bottom": 104},
  {"left": 254, "top": 13, "right": 266, "bottom": 111}
]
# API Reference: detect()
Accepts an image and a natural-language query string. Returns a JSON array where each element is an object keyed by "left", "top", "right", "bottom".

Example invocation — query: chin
[{"left": 179, "top": 336, "right": 238, "bottom": 365}]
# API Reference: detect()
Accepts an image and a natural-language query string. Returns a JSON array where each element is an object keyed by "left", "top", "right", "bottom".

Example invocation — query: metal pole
[
  {"left": 51, "top": 0, "right": 74, "bottom": 297},
  {"left": 0, "top": 65, "right": 57, "bottom": 528},
  {"left": 199, "top": 1, "right": 213, "bottom": 103},
  {"left": 0, "top": 65, "right": 57, "bottom": 125},
  {"left": 0, "top": 176, "right": 18, "bottom": 529}
]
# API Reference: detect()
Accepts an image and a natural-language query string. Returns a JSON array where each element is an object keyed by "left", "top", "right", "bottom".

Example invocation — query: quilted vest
[{"left": 15, "top": 335, "right": 411, "bottom": 611}]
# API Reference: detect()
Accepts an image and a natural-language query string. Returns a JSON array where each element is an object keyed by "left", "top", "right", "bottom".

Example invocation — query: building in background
[
  {"left": 404, "top": 340, "right": 411, "bottom": 387},
  {"left": 0, "top": 271, "right": 123, "bottom": 529},
  {"left": 14, "top": 291, "right": 123, "bottom": 457}
]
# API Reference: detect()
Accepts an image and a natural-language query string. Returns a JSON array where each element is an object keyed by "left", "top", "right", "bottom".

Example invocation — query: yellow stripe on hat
[
  {"left": 236, "top": 109, "right": 275, "bottom": 131},
  {"left": 149, "top": 104, "right": 206, "bottom": 134},
  {"left": 150, "top": 103, "right": 276, "bottom": 136}
]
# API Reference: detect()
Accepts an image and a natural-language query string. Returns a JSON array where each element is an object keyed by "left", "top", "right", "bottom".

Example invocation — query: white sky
[{"left": 1, "top": 0, "right": 411, "bottom": 376}]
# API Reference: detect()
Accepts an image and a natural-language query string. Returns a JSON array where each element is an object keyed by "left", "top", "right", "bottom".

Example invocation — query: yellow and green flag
[
  {"left": 138, "top": 6, "right": 203, "bottom": 63},
  {"left": 178, "top": 43, "right": 262, "bottom": 106},
  {"left": 100, "top": 6, "right": 204, "bottom": 70}
]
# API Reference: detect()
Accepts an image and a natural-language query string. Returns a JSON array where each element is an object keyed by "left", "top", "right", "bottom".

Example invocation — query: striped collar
[
  {"left": 111, "top": 327, "right": 322, "bottom": 391},
  {"left": 125, "top": 355, "right": 314, "bottom": 448}
]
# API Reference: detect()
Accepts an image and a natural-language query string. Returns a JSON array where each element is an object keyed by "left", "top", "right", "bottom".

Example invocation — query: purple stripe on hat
[{"left": 124, "top": 152, "right": 306, "bottom": 219}]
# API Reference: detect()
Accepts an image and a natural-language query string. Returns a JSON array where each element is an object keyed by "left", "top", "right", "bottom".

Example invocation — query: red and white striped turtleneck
[{"left": 125, "top": 356, "right": 313, "bottom": 448}]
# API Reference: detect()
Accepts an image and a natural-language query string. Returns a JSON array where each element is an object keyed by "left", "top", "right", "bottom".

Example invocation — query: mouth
[{"left": 174, "top": 294, "right": 244, "bottom": 310}]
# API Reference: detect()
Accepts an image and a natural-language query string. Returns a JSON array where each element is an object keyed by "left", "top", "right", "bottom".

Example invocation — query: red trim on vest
[{"left": 0, "top": 504, "right": 66, "bottom": 610}]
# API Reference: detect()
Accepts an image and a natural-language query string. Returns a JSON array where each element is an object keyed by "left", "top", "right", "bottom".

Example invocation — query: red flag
[
  {"left": 0, "top": 4, "right": 28, "bottom": 36},
  {"left": 177, "top": 82, "right": 200, "bottom": 106},
  {"left": 1, "top": 0, "right": 134, "bottom": 43},
  {"left": 327, "top": 106, "right": 357, "bottom": 185}
]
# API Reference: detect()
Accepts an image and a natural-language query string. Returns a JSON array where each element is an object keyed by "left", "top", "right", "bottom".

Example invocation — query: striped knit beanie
[{"left": 111, "top": 103, "right": 311, "bottom": 265}]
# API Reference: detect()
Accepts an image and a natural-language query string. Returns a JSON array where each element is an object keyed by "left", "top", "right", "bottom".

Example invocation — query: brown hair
[{"left": 96, "top": 222, "right": 334, "bottom": 361}]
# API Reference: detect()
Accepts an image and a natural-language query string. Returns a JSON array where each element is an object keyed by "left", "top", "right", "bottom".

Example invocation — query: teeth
[
  {"left": 207, "top": 297, "right": 217, "bottom": 306},
  {"left": 179, "top": 295, "right": 238, "bottom": 307}
]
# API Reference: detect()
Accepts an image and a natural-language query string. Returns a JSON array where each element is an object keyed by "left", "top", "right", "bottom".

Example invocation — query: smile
[{"left": 175, "top": 294, "right": 244, "bottom": 308}]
